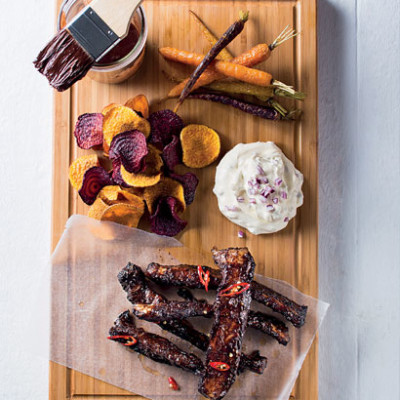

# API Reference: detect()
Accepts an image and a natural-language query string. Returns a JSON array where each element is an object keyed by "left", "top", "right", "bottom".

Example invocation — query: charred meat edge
[
  {"left": 145, "top": 262, "right": 308, "bottom": 327},
  {"left": 118, "top": 263, "right": 267, "bottom": 375},
  {"left": 109, "top": 310, "right": 204, "bottom": 375},
  {"left": 199, "top": 247, "right": 255, "bottom": 400}
]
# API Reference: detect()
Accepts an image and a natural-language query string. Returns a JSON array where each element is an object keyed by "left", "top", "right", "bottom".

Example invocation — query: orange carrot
[
  {"left": 160, "top": 47, "right": 273, "bottom": 88},
  {"left": 166, "top": 25, "right": 297, "bottom": 97}
]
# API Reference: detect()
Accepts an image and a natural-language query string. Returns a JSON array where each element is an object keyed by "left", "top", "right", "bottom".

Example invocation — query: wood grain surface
[{"left": 50, "top": 0, "right": 318, "bottom": 399}]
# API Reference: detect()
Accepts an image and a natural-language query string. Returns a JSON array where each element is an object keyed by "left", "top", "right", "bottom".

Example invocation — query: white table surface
[{"left": 0, "top": 0, "right": 399, "bottom": 399}]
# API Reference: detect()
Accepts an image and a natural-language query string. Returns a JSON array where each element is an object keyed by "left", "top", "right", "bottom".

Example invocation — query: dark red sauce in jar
[{"left": 97, "top": 24, "right": 140, "bottom": 65}]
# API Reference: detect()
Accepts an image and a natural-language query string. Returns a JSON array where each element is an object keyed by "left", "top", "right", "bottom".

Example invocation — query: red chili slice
[
  {"left": 197, "top": 265, "right": 210, "bottom": 292},
  {"left": 209, "top": 361, "right": 230, "bottom": 371},
  {"left": 219, "top": 282, "right": 251, "bottom": 297},
  {"left": 107, "top": 335, "right": 138, "bottom": 346},
  {"left": 168, "top": 376, "right": 180, "bottom": 391}
]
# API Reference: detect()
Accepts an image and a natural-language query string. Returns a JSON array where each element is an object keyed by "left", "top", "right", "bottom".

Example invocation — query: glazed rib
[
  {"left": 199, "top": 247, "right": 255, "bottom": 400},
  {"left": 109, "top": 310, "right": 204, "bottom": 375},
  {"left": 118, "top": 263, "right": 267, "bottom": 374},
  {"left": 133, "top": 293, "right": 289, "bottom": 346},
  {"left": 146, "top": 262, "right": 307, "bottom": 327}
]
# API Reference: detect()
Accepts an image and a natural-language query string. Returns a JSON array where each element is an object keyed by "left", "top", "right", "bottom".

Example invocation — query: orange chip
[
  {"left": 100, "top": 203, "right": 144, "bottom": 228},
  {"left": 117, "top": 190, "right": 144, "bottom": 206},
  {"left": 103, "top": 106, "right": 151, "bottom": 148},
  {"left": 144, "top": 177, "right": 186, "bottom": 215},
  {"left": 180, "top": 124, "right": 220, "bottom": 168},
  {"left": 101, "top": 103, "right": 120, "bottom": 116},
  {"left": 120, "top": 145, "right": 163, "bottom": 188},
  {"left": 125, "top": 94, "right": 150, "bottom": 119},
  {"left": 98, "top": 185, "right": 121, "bottom": 203},
  {"left": 88, "top": 197, "right": 109, "bottom": 220},
  {"left": 69, "top": 154, "right": 100, "bottom": 190}
]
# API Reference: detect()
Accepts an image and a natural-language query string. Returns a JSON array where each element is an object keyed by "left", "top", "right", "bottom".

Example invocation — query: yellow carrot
[{"left": 189, "top": 10, "right": 233, "bottom": 61}]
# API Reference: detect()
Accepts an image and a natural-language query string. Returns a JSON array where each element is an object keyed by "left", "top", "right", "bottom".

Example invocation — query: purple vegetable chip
[
  {"left": 110, "top": 159, "right": 130, "bottom": 187},
  {"left": 169, "top": 172, "right": 199, "bottom": 205},
  {"left": 148, "top": 109, "right": 184, "bottom": 149},
  {"left": 109, "top": 130, "right": 148, "bottom": 174},
  {"left": 74, "top": 113, "right": 104, "bottom": 149},
  {"left": 150, "top": 196, "right": 187, "bottom": 237},
  {"left": 78, "top": 166, "right": 113, "bottom": 205},
  {"left": 162, "top": 135, "right": 182, "bottom": 171}
]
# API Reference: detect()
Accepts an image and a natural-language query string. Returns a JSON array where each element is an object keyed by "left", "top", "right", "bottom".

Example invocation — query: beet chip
[
  {"left": 148, "top": 109, "right": 184, "bottom": 148},
  {"left": 169, "top": 172, "right": 199, "bottom": 205},
  {"left": 150, "top": 196, "right": 187, "bottom": 237},
  {"left": 162, "top": 135, "right": 182, "bottom": 171},
  {"left": 109, "top": 130, "right": 148, "bottom": 174},
  {"left": 74, "top": 113, "right": 104, "bottom": 149},
  {"left": 79, "top": 166, "right": 113, "bottom": 205}
]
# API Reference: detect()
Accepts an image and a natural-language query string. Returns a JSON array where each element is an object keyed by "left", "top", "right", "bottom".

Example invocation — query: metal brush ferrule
[{"left": 68, "top": 7, "right": 119, "bottom": 61}]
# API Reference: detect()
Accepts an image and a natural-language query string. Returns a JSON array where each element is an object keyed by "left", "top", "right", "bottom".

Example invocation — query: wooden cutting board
[{"left": 50, "top": 0, "right": 318, "bottom": 399}]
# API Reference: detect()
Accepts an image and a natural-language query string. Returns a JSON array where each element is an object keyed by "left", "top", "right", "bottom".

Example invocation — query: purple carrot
[
  {"left": 174, "top": 10, "right": 249, "bottom": 112},
  {"left": 188, "top": 93, "right": 281, "bottom": 120}
]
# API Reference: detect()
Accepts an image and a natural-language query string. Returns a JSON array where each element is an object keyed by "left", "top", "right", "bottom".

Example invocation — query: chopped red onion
[
  {"left": 225, "top": 205, "right": 239, "bottom": 212},
  {"left": 236, "top": 196, "right": 245, "bottom": 203},
  {"left": 275, "top": 178, "right": 283, "bottom": 186},
  {"left": 248, "top": 188, "right": 256, "bottom": 196},
  {"left": 281, "top": 191, "right": 288, "bottom": 199},
  {"left": 238, "top": 230, "right": 245, "bottom": 238},
  {"left": 249, "top": 198, "right": 256, "bottom": 204},
  {"left": 284, "top": 217, "right": 289, "bottom": 222},
  {"left": 259, "top": 177, "right": 269, "bottom": 184},
  {"left": 257, "top": 165, "right": 265, "bottom": 176},
  {"left": 272, "top": 197, "right": 278, "bottom": 204},
  {"left": 260, "top": 197, "right": 268, "bottom": 203},
  {"left": 266, "top": 204, "right": 274, "bottom": 211}
]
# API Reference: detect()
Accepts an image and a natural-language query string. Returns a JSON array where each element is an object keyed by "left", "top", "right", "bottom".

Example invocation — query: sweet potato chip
[
  {"left": 148, "top": 109, "right": 184, "bottom": 148},
  {"left": 74, "top": 113, "right": 104, "bottom": 149},
  {"left": 98, "top": 185, "right": 121, "bottom": 203},
  {"left": 120, "top": 145, "right": 163, "bottom": 188},
  {"left": 88, "top": 197, "right": 109, "bottom": 220},
  {"left": 125, "top": 95, "right": 150, "bottom": 119},
  {"left": 100, "top": 203, "right": 144, "bottom": 228},
  {"left": 162, "top": 135, "right": 182, "bottom": 171},
  {"left": 103, "top": 106, "right": 151, "bottom": 148},
  {"left": 101, "top": 103, "right": 120, "bottom": 116},
  {"left": 144, "top": 177, "right": 186, "bottom": 215},
  {"left": 169, "top": 172, "right": 199, "bottom": 205},
  {"left": 109, "top": 130, "right": 148, "bottom": 174},
  {"left": 180, "top": 124, "right": 220, "bottom": 168},
  {"left": 69, "top": 154, "right": 100, "bottom": 190},
  {"left": 150, "top": 196, "right": 187, "bottom": 237},
  {"left": 78, "top": 166, "right": 113, "bottom": 205},
  {"left": 116, "top": 190, "right": 144, "bottom": 207}
]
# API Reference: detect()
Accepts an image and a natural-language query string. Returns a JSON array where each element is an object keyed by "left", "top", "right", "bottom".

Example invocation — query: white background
[{"left": 0, "top": 0, "right": 399, "bottom": 399}]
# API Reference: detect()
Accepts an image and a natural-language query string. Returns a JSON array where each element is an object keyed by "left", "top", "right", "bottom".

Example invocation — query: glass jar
[{"left": 58, "top": 0, "right": 147, "bottom": 84}]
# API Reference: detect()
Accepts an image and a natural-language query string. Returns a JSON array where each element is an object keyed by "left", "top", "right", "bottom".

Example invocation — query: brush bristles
[{"left": 34, "top": 29, "right": 94, "bottom": 92}]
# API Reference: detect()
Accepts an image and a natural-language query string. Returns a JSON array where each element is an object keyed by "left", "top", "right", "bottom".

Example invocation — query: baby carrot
[
  {"left": 166, "top": 25, "right": 297, "bottom": 97},
  {"left": 160, "top": 48, "right": 273, "bottom": 88},
  {"left": 174, "top": 10, "right": 249, "bottom": 112},
  {"left": 189, "top": 10, "right": 233, "bottom": 61}
]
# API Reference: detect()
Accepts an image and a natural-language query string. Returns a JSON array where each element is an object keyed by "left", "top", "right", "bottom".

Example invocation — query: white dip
[{"left": 213, "top": 141, "right": 304, "bottom": 234}]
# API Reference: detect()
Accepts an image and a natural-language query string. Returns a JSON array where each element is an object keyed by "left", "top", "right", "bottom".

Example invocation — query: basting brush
[{"left": 34, "top": 0, "right": 143, "bottom": 91}]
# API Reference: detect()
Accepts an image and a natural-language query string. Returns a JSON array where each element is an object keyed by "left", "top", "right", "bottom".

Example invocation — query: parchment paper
[{"left": 37, "top": 215, "right": 329, "bottom": 399}]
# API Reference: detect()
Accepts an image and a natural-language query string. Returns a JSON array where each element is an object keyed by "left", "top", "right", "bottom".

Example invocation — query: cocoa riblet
[
  {"left": 118, "top": 263, "right": 267, "bottom": 375},
  {"left": 199, "top": 247, "right": 255, "bottom": 400},
  {"left": 146, "top": 262, "right": 307, "bottom": 327},
  {"left": 135, "top": 290, "right": 289, "bottom": 346},
  {"left": 109, "top": 311, "right": 204, "bottom": 375}
]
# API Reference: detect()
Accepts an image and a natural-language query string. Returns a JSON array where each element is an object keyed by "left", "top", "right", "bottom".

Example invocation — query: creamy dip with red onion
[{"left": 213, "top": 142, "right": 304, "bottom": 234}]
